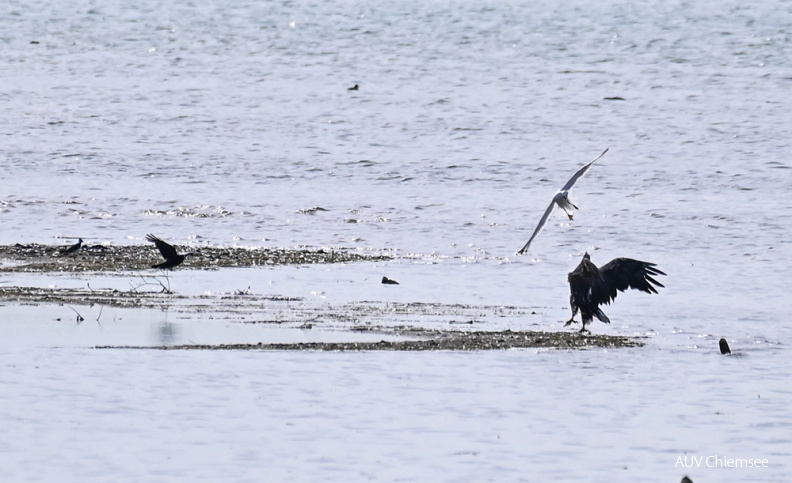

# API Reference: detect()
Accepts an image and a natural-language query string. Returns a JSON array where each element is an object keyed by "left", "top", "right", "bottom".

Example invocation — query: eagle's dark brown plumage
[{"left": 566, "top": 252, "right": 666, "bottom": 333}]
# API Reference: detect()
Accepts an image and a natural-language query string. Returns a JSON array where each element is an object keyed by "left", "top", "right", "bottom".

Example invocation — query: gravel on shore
[
  {"left": 0, "top": 243, "right": 392, "bottom": 273},
  {"left": 96, "top": 328, "right": 643, "bottom": 351}
]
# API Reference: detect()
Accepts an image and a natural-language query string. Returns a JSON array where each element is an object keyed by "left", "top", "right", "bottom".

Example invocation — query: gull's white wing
[
  {"left": 517, "top": 199, "right": 557, "bottom": 255},
  {"left": 560, "top": 148, "right": 608, "bottom": 192}
]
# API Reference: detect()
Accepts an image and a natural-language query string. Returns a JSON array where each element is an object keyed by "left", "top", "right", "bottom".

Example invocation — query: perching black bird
[
  {"left": 146, "top": 234, "right": 194, "bottom": 269},
  {"left": 565, "top": 252, "right": 665, "bottom": 333},
  {"left": 60, "top": 238, "right": 83, "bottom": 255}
]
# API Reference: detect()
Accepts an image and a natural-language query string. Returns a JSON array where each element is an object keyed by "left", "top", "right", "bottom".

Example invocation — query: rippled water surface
[{"left": 2, "top": 0, "right": 791, "bottom": 481}]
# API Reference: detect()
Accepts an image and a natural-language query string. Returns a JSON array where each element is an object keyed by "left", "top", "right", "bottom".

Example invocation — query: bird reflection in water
[{"left": 157, "top": 321, "right": 179, "bottom": 345}]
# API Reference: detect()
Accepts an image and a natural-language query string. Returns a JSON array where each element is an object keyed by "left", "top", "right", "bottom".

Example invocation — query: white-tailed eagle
[{"left": 566, "top": 252, "right": 665, "bottom": 333}]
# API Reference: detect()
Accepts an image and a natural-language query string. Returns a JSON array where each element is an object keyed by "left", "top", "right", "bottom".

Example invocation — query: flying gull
[
  {"left": 565, "top": 252, "right": 665, "bottom": 333},
  {"left": 146, "top": 234, "right": 194, "bottom": 269},
  {"left": 517, "top": 148, "right": 608, "bottom": 255}
]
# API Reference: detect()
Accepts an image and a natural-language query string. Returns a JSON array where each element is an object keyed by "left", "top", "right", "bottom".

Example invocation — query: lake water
[{"left": 1, "top": 0, "right": 791, "bottom": 481}]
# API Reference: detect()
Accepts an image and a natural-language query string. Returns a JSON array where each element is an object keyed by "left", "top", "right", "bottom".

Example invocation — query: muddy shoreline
[
  {"left": 97, "top": 328, "right": 643, "bottom": 351},
  {"left": 1, "top": 282, "right": 644, "bottom": 350},
  {"left": 1, "top": 243, "right": 645, "bottom": 351},
  {"left": 0, "top": 243, "right": 392, "bottom": 273}
]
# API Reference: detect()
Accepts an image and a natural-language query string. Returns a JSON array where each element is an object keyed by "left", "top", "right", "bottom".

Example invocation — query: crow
[
  {"left": 146, "top": 234, "right": 194, "bottom": 269},
  {"left": 59, "top": 238, "right": 83, "bottom": 255},
  {"left": 566, "top": 252, "right": 665, "bottom": 333}
]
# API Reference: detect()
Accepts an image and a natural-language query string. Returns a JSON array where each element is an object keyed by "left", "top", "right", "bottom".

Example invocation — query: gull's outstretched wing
[
  {"left": 560, "top": 148, "right": 609, "bottom": 192},
  {"left": 517, "top": 199, "right": 557, "bottom": 255},
  {"left": 146, "top": 234, "right": 179, "bottom": 261}
]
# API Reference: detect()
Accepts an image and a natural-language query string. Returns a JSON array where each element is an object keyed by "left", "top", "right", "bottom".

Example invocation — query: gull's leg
[
  {"left": 559, "top": 199, "right": 578, "bottom": 220},
  {"left": 566, "top": 201, "right": 579, "bottom": 220}
]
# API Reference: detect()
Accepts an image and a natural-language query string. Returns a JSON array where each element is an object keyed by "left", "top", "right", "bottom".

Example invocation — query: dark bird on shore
[
  {"left": 719, "top": 338, "right": 731, "bottom": 355},
  {"left": 381, "top": 276, "right": 399, "bottom": 285},
  {"left": 348, "top": 84, "right": 359, "bottom": 90},
  {"left": 565, "top": 252, "right": 665, "bottom": 333},
  {"left": 59, "top": 238, "right": 83, "bottom": 255},
  {"left": 517, "top": 148, "right": 608, "bottom": 255},
  {"left": 146, "top": 234, "right": 194, "bottom": 269}
]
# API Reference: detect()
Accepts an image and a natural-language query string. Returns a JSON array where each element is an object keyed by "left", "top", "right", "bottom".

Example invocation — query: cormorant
[
  {"left": 566, "top": 252, "right": 665, "bottom": 333},
  {"left": 348, "top": 84, "right": 359, "bottom": 91},
  {"left": 60, "top": 238, "right": 83, "bottom": 255},
  {"left": 517, "top": 148, "right": 608, "bottom": 255},
  {"left": 146, "top": 234, "right": 194, "bottom": 269}
]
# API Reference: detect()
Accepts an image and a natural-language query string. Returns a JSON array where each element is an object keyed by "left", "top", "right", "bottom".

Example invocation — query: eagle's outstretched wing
[{"left": 597, "top": 257, "right": 666, "bottom": 305}]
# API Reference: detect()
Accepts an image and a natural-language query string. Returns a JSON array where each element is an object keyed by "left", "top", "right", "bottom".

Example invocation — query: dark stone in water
[{"left": 719, "top": 338, "right": 731, "bottom": 355}]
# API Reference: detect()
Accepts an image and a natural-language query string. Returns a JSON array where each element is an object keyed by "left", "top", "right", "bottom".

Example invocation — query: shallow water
[
  {"left": 2, "top": 0, "right": 791, "bottom": 480},
  {"left": 2, "top": 347, "right": 788, "bottom": 482}
]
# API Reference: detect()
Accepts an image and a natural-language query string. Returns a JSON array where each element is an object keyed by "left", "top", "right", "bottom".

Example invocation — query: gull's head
[
  {"left": 553, "top": 190, "right": 576, "bottom": 211},
  {"left": 552, "top": 191, "right": 568, "bottom": 204}
]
